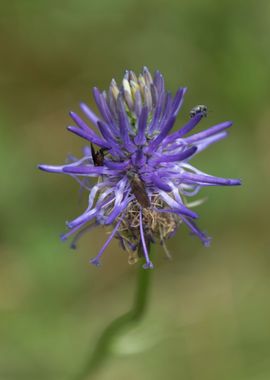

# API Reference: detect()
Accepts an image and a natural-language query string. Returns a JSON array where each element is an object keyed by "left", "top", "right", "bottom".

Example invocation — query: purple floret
[{"left": 39, "top": 67, "right": 241, "bottom": 268}]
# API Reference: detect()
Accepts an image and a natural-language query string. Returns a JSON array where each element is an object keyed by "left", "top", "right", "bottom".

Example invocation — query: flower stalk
[{"left": 74, "top": 257, "right": 152, "bottom": 379}]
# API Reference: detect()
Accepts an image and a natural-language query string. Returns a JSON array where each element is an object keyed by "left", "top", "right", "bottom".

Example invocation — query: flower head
[{"left": 39, "top": 67, "right": 241, "bottom": 269}]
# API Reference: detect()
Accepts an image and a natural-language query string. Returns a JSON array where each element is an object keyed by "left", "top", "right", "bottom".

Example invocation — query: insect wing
[
  {"left": 131, "top": 175, "right": 150, "bottom": 208},
  {"left": 91, "top": 143, "right": 104, "bottom": 166},
  {"left": 90, "top": 143, "right": 97, "bottom": 165}
]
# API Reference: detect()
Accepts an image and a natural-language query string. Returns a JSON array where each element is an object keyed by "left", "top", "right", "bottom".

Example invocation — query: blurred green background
[{"left": 1, "top": 0, "right": 270, "bottom": 379}]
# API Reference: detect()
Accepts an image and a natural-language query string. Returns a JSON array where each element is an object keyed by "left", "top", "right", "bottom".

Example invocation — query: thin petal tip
[
  {"left": 66, "top": 221, "right": 73, "bottom": 228},
  {"left": 69, "top": 111, "right": 76, "bottom": 119},
  {"left": 60, "top": 233, "right": 67, "bottom": 242},
  {"left": 203, "top": 238, "right": 212, "bottom": 247},
  {"left": 143, "top": 261, "right": 154, "bottom": 270},
  {"left": 229, "top": 178, "right": 242, "bottom": 186},
  {"left": 38, "top": 164, "right": 62, "bottom": 173},
  {"left": 38, "top": 164, "right": 46, "bottom": 171},
  {"left": 90, "top": 258, "right": 101, "bottom": 267}
]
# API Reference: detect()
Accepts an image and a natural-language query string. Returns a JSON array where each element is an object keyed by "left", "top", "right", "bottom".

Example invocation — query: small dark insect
[
  {"left": 129, "top": 173, "right": 150, "bottom": 208},
  {"left": 190, "top": 105, "right": 208, "bottom": 118},
  {"left": 91, "top": 143, "right": 105, "bottom": 166}
]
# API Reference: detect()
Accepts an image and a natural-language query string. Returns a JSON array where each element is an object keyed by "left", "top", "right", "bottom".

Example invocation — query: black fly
[
  {"left": 129, "top": 173, "right": 150, "bottom": 209},
  {"left": 190, "top": 105, "right": 208, "bottom": 118},
  {"left": 91, "top": 143, "right": 105, "bottom": 166}
]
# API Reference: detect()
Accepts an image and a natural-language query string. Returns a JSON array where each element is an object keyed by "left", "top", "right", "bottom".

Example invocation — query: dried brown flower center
[{"left": 115, "top": 194, "right": 181, "bottom": 264}]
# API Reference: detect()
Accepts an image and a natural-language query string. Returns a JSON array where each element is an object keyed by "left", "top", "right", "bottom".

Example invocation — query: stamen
[
  {"left": 70, "top": 223, "right": 97, "bottom": 249},
  {"left": 139, "top": 209, "right": 154, "bottom": 269},
  {"left": 90, "top": 217, "right": 123, "bottom": 267}
]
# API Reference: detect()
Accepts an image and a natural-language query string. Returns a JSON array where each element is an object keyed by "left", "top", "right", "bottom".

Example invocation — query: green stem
[{"left": 73, "top": 262, "right": 152, "bottom": 380}]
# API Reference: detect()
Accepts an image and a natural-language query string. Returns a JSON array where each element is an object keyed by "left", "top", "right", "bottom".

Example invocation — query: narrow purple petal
[
  {"left": 147, "top": 91, "right": 165, "bottom": 134},
  {"left": 86, "top": 183, "right": 106, "bottom": 211},
  {"left": 153, "top": 71, "right": 165, "bottom": 94},
  {"left": 131, "top": 148, "right": 146, "bottom": 166},
  {"left": 181, "top": 172, "right": 242, "bottom": 186},
  {"left": 195, "top": 132, "right": 228, "bottom": 153},
  {"left": 69, "top": 111, "right": 92, "bottom": 132},
  {"left": 143, "top": 66, "right": 153, "bottom": 87},
  {"left": 104, "top": 204, "right": 125, "bottom": 225},
  {"left": 158, "top": 190, "right": 198, "bottom": 219},
  {"left": 181, "top": 216, "right": 211, "bottom": 247},
  {"left": 101, "top": 94, "right": 119, "bottom": 134},
  {"left": 163, "top": 113, "right": 203, "bottom": 145},
  {"left": 69, "top": 223, "right": 98, "bottom": 249},
  {"left": 104, "top": 194, "right": 130, "bottom": 225},
  {"left": 160, "top": 93, "right": 173, "bottom": 124},
  {"left": 90, "top": 218, "right": 123, "bottom": 267},
  {"left": 63, "top": 165, "right": 113, "bottom": 175},
  {"left": 139, "top": 209, "right": 154, "bottom": 269},
  {"left": 134, "top": 90, "right": 143, "bottom": 117},
  {"left": 134, "top": 106, "right": 148, "bottom": 145},
  {"left": 152, "top": 146, "right": 197, "bottom": 164},
  {"left": 123, "top": 83, "right": 134, "bottom": 110},
  {"left": 67, "top": 126, "right": 111, "bottom": 149},
  {"left": 79, "top": 103, "right": 99, "bottom": 128},
  {"left": 150, "top": 83, "right": 158, "bottom": 108},
  {"left": 171, "top": 87, "right": 186, "bottom": 115},
  {"left": 67, "top": 208, "right": 98, "bottom": 229},
  {"left": 39, "top": 154, "right": 95, "bottom": 174},
  {"left": 92, "top": 87, "right": 113, "bottom": 125},
  {"left": 148, "top": 115, "right": 176, "bottom": 152},
  {"left": 60, "top": 222, "right": 95, "bottom": 242},
  {"left": 67, "top": 196, "right": 115, "bottom": 229},
  {"left": 96, "top": 120, "right": 120, "bottom": 151},
  {"left": 93, "top": 88, "right": 121, "bottom": 137},
  {"left": 104, "top": 160, "right": 129, "bottom": 170},
  {"left": 143, "top": 85, "right": 152, "bottom": 110},
  {"left": 151, "top": 174, "right": 172, "bottom": 192},
  {"left": 184, "top": 121, "right": 233, "bottom": 144},
  {"left": 38, "top": 164, "right": 64, "bottom": 173},
  {"left": 107, "top": 91, "right": 118, "bottom": 121},
  {"left": 101, "top": 177, "right": 129, "bottom": 224}
]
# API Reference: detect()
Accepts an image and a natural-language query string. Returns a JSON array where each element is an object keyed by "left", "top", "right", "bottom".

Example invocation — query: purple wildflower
[{"left": 39, "top": 67, "right": 241, "bottom": 269}]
